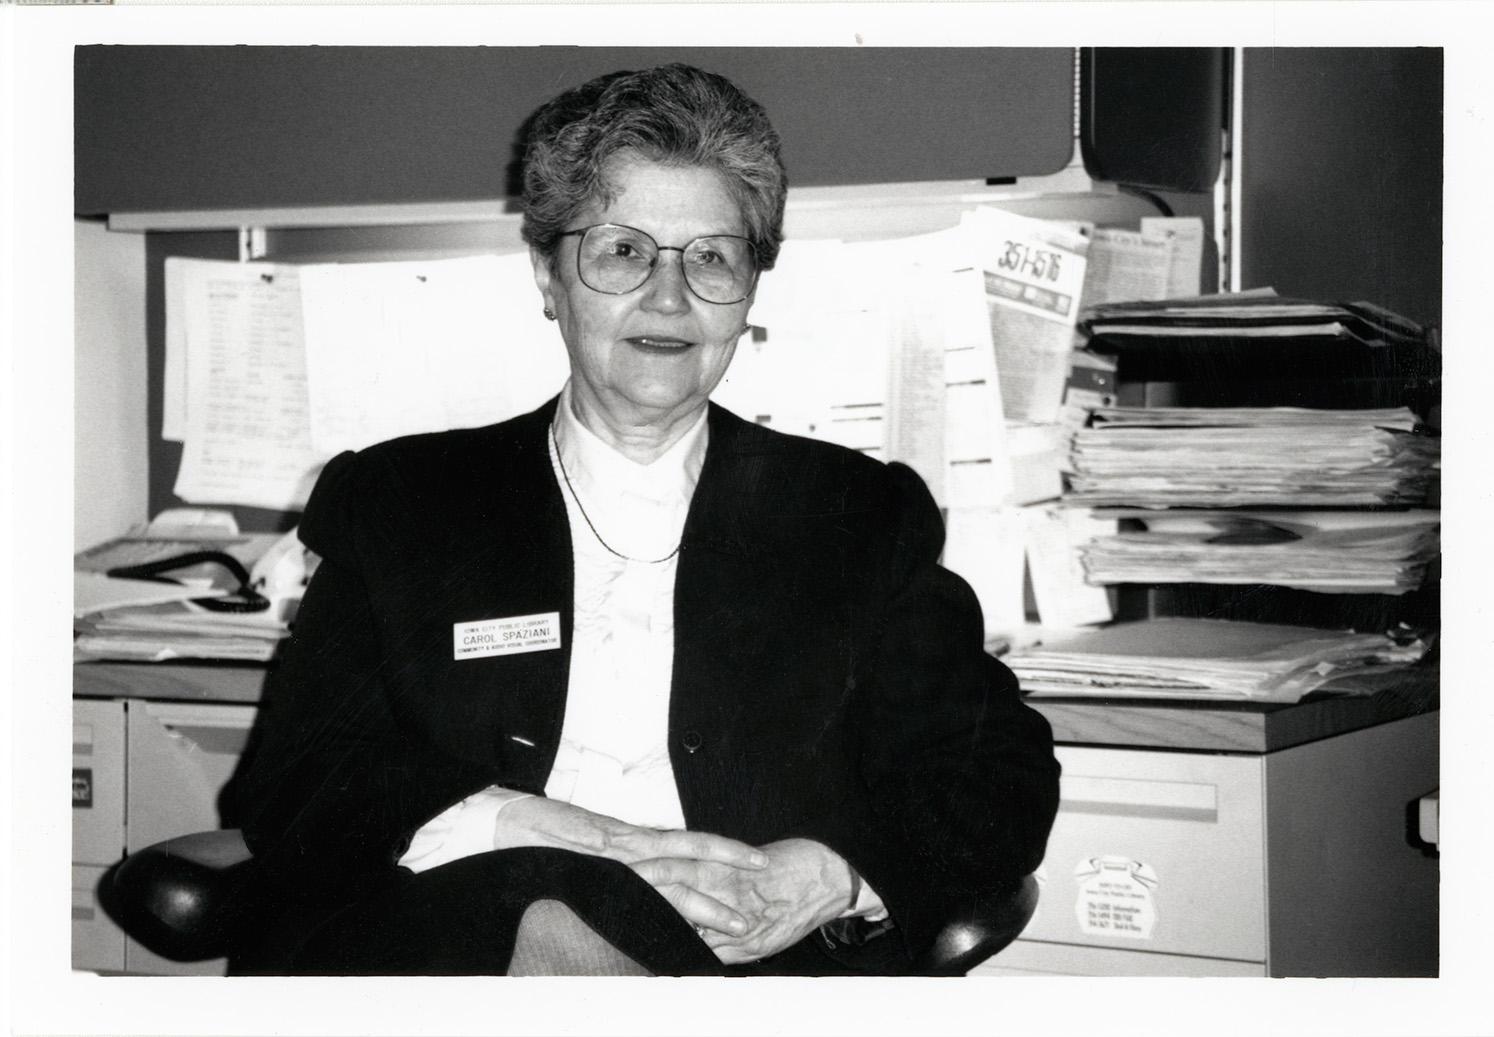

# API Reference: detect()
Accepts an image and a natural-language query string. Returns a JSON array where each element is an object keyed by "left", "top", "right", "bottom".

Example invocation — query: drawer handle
[
  {"left": 1061, "top": 775, "right": 1218, "bottom": 823},
  {"left": 162, "top": 724, "right": 250, "bottom": 756}
]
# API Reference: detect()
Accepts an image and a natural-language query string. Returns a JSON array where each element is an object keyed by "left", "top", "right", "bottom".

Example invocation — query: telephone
[
  {"left": 90, "top": 509, "right": 315, "bottom": 622},
  {"left": 248, "top": 527, "right": 315, "bottom": 621}
]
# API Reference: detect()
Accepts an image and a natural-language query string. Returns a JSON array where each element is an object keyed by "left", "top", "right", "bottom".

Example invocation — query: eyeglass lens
[{"left": 575, "top": 224, "right": 757, "bottom": 304}]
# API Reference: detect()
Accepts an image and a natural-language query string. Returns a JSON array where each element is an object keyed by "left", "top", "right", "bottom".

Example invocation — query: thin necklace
[{"left": 551, "top": 423, "right": 682, "bottom": 565}]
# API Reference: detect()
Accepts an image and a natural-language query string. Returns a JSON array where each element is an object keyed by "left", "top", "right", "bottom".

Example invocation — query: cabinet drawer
[
  {"left": 975, "top": 938, "right": 1265, "bottom": 977},
  {"left": 72, "top": 864, "right": 126, "bottom": 973},
  {"left": 1021, "top": 745, "right": 1266, "bottom": 962},
  {"left": 73, "top": 700, "right": 126, "bottom": 865},
  {"left": 126, "top": 700, "right": 256, "bottom": 852}
]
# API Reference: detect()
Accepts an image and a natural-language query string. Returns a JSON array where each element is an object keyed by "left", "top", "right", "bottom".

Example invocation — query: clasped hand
[
  {"left": 495, "top": 798, "right": 853, "bottom": 964},
  {"left": 630, "top": 838, "right": 854, "bottom": 964}
]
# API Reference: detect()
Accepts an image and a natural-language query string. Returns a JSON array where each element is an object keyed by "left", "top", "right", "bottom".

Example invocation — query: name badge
[{"left": 452, "top": 612, "right": 561, "bottom": 660}]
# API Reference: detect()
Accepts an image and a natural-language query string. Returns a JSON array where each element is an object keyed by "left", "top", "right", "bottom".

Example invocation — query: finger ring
[{"left": 693, "top": 924, "right": 706, "bottom": 939}]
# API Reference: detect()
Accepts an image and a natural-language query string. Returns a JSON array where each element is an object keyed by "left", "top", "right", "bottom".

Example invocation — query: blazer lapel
[
  {"left": 427, "top": 397, "right": 575, "bottom": 771},
  {"left": 670, "top": 406, "right": 790, "bottom": 822}
]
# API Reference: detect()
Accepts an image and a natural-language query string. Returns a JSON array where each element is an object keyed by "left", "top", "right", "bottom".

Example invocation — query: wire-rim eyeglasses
[{"left": 557, "top": 223, "right": 759, "bottom": 306}]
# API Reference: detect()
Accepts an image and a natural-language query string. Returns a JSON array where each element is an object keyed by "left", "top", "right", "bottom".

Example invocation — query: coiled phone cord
[{"left": 106, "top": 550, "right": 271, "bottom": 613}]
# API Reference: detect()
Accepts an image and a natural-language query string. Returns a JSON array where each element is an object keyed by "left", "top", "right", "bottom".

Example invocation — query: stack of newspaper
[
  {"left": 1007, "top": 617, "right": 1431, "bottom": 703},
  {"left": 1077, "top": 509, "right": 1440, "bottom": 595},
  {"left": 1066, "top": 406, "right": 1440, "bottom": 508}
]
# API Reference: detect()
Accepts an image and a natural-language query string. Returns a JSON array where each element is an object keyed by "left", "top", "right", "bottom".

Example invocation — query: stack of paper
[
  {"left": 1080, "top": 293, "right": 1428, "bottom": 346},
  {"left": 1006, "top": 617, "right": 1430, "bottom": 702},
  {"left": 1077, "top": 510, "right": 1441, "bottom": 594},
  {"left": 74, "top": 529, "right": 293, "bottom": 663},
  {"left": 1066, "top": 406, "right": 1440, "bottom": 508},
  {"left": 74, "top": 601, "right": 291, "bottom": 663}
]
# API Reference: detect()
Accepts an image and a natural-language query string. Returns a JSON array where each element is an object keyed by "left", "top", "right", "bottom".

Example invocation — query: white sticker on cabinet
[{"left": 1074, "top": 856, "right": 1157, "bottom": 939}]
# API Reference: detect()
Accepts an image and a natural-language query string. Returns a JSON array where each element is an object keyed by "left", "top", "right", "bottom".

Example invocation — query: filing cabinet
[
  {"left": 70, "top": 681, "right": 258, "bottom": 976},
  {"left": 975, "top": 710, "right": 1438, "bottom": 977},
  {"left": 72, "top": 700, "right": 127, "bottom": 972},
  {"left": 125, "top": 701, "right": 255, "bottom": 855}
]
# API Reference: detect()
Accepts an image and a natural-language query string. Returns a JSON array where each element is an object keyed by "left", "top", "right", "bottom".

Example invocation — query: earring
[{"left": 543, "top": 307, "right": 557, "bottom": 321}]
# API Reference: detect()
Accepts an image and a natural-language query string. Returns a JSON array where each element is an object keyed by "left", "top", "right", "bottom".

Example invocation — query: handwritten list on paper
[{"left": 172, "top": 261, "right": 322, "bottom": 511}]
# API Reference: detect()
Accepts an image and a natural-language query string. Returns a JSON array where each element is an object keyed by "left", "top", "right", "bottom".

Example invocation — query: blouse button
[{"left": 681, "top": 730, "right": 704, "bottom": 754}]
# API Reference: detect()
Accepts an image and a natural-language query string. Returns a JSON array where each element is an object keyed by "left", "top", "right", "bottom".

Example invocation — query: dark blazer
[{"left": 239, "top": 397, "right": 1059, "bottom": 962}]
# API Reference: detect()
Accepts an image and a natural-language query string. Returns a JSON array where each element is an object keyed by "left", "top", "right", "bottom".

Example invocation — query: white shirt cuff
[{"left": 397, "top": 786, "right": 535, "bottom": 874}]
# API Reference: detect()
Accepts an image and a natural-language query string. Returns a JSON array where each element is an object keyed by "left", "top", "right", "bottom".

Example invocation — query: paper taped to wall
[
  {"left": 962, "top": 207, "right": 1089, "bottom": 425},
  {"left": 165, "top": 254, "right": 570, "bottom": 510},
  {"left": 299, "top": 254, "right": 567, "bottom": 456},
  {"left": 1139, "top": 216, "right": 1206, "bottom": 299},
  {"left": 170, "top": 260, "right": 321, "bottom": 510}
]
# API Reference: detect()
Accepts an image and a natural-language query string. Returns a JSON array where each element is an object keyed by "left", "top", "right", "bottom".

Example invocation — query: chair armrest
[
  {"left": 915, "top": 874, "right": 1040, "bottom": 976},
  {"left": 102, "top": 829, "right": 258, "bottom": 962},
  {"left": 104, "top": 832, "right": 1040, "bottom": 973}
]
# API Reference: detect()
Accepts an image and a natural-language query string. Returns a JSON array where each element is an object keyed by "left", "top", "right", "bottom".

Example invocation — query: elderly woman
[{"left": 236, "top": 63, "right": 1059, "bottom": 976}]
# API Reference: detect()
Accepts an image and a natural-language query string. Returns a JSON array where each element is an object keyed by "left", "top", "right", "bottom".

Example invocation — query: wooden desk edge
[
  {"left": 1029, "top": 667, "right": 1439, "bottom": 753},
  {"left": 73, "top": 661, "right": 271, "bottom": 705},
  {"left": 74, "top": 661, "right": 1439, "bottom": 754}
]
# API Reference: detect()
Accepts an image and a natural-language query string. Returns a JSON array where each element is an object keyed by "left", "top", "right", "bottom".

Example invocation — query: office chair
[{"left": 103, "top": 829, "right": 1039, "bottom": 976}]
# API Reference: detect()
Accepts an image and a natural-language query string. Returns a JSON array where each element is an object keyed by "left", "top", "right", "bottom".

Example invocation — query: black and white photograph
[{"left": 7, "top": 4, "right": 1489, "bottom": 1035}]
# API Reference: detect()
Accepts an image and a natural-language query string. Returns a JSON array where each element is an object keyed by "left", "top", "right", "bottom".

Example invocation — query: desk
[
  {"left": 977, "top": 673, "right": 1439, "bottom": 977},
  {"left": 72, "top": 661, "right": 1439, "bottom": 977}
]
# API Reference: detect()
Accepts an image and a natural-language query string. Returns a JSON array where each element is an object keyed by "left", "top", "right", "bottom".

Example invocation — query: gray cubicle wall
[
  {"left": 76, "top": 46, "right": 1076, "bottom": 215},
  {"left": 1240, "top": 48, "right": 1442, "bottom": 328}
]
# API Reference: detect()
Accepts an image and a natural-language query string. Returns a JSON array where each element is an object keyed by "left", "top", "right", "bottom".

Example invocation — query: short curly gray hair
[{"left": 520, "top": 64, "right": 787, "bottom": 273}]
